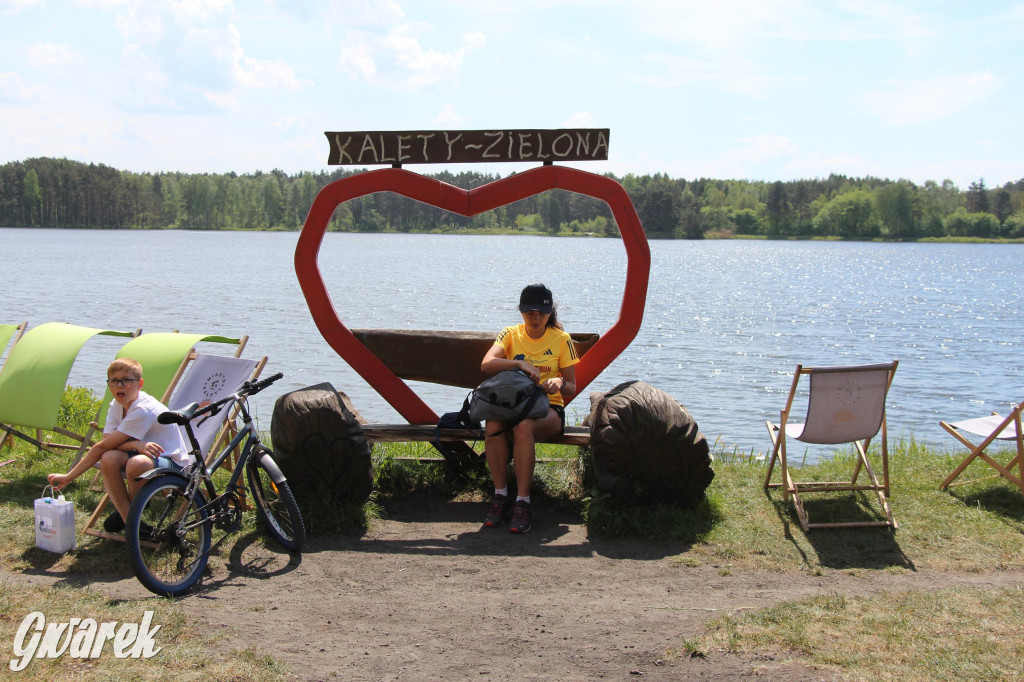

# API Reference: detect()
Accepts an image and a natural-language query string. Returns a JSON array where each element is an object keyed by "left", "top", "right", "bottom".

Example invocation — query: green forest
[{"left": 2, "top": 156, "right": 1023, "bottom": 240}]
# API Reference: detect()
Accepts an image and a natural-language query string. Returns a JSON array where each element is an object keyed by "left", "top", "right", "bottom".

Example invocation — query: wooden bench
[
  {"left": 361, "top": 424, "right": 591, "bottom": 446},
  {"left": 350, "top": 329, "right": 596, "bottom": 455}
]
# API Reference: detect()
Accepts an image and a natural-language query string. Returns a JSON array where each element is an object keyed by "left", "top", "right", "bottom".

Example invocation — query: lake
[{"left": 1, "top": 228, "right": 1021, "bottom": 457}]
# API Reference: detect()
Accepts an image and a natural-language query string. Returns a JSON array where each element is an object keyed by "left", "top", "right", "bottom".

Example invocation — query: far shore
[{"left": 4, "top": 224, "right": 1023, "bottom": 244}]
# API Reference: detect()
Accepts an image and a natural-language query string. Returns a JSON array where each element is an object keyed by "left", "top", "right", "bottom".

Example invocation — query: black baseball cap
[{"left": 519, "top": 284, "right": 553, "bottom": 314}]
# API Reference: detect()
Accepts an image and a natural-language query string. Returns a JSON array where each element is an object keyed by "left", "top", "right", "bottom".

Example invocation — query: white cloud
[
  {"left": 434, "top": 103, "right": 466, "bottom": 127},
  {"left": 563, "top": 111, "right": 594, "bottom": 127},
  {"left": 631, "top": 0, "right": 936, "bottom": 95},
  {"left": 28, "top": 43, "right": 85, "bottom": 68},
  {"left": 115, "top": 0, "right": 300, "bottom": 112},
  {"left": 0, "top": 72, "right": 46, "bottom": 101},
  {"left": 339, "top": 39, "right": 378, "bottom": 80},
  {"left": 862, "top": 71, "right": 1002, "bottom": 126},
  {"left": 0, "top": 0, "right": 44, "bottom": 12},
  {"left": 640, "top": 53, "right": 777, "bottom": 95},
  {"left": 338, "top": 20, "right": 485, "bottom": 90},
  {"left": 701, "top": 134, "right": 802, "bottom": 178}
]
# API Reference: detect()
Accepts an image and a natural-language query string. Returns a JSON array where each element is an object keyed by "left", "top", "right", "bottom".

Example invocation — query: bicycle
[{"left": 125, "top": 372, "right": 305, "bottom": 597}]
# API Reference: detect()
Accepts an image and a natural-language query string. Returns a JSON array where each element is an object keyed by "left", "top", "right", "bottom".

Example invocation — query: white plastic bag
[{"left": 34, "top": 485, "right": 76, "bottom": 553}]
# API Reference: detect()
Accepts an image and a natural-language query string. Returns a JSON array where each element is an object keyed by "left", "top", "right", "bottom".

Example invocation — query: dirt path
[{"left": 8, "top": 497, "right": 1024, "bottom": 681}]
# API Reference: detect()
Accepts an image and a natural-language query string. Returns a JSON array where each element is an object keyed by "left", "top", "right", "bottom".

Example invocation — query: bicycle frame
[
  {"left": 137, "top": 393, "right": 263, "bottom": 536},
  {"left": 179, "top": 396, "right": 264, "bottom": 524}
]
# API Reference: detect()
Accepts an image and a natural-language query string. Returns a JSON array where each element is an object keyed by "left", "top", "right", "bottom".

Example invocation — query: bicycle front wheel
[
  {"left": 126, "top": 476, "right": 211, "bottom": 597},
  {"left": 248, "top": 447, "right": 305, "bottom": 552}
]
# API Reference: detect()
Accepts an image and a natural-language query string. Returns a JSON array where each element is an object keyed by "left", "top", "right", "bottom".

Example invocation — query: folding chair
[
  {"left": 0, "top": 322, "right": 139, "bottom": 454},
  {"left": 77, "top": 331, "right": 256, "bottom": 540},
  {"left": 0, "top": 322, "right": 26, "bottom": 360},
  {"left": 0, "top": 322, "right": 27, "bottom": 453},
  {"left": 764, "top": 361, "right": 899, "bottom": 531},
  {"left": 938, "top": 400, "right": 1024, "bottom": 497}
]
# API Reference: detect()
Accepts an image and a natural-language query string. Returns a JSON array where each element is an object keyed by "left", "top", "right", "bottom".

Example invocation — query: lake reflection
[{"left": 2, "top": 228, "right": 1021, "bottom": 457}]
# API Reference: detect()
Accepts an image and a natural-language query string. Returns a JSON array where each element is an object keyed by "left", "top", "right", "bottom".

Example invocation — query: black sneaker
[
  {"left": 509, "top": 500, "right": 532, "bottom": 534},
  {"left": 103, "top": 511, "right": 125, "bottom": 533},
  {"left": 484, "top": 494, "right": 513, "bottom": 527}
]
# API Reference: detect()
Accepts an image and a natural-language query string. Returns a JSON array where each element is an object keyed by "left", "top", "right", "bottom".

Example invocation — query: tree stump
[
  {"left": 270, "top": 383, "right": 373, "bottom": 508},
  {"left": 585, "top": 380, "right": 714, "bottom": 505}
]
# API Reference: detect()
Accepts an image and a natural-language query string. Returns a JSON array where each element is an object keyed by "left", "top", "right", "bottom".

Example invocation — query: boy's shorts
[{"left": 153, "top": 456, "right": 183, "bottom": 471}]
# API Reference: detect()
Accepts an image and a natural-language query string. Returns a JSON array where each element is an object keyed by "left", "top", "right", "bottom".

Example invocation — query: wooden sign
[{"left": 325, "top": 128, "right": 610, "bottom": 166}]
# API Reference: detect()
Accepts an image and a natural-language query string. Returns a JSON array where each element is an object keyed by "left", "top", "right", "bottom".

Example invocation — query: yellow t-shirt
[{"left": 495, "top": 324, "right": 580, "bottom": 407}]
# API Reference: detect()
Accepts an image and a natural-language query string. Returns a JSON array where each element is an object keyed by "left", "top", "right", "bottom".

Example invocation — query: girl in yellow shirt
[{"left": 480, "top": 284, "right": 579, "bottom": 533}]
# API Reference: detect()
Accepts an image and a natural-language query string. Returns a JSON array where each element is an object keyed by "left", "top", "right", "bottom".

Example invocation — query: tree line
[{"left": 2, "top": 156, "right": 1023, "bottom": 240}]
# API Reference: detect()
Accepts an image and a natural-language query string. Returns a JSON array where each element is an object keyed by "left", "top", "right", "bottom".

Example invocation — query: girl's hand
[
  {"left": 541, "top": 378, "right": 561, "bottom": 395},
  {"left": 520, "top": 362, "right": 541, "bottom": 383}
]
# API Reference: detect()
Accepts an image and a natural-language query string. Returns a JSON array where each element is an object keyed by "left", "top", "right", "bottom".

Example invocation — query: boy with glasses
[{"left": 48, "top": 358, "right": 189, "bottom": 534}]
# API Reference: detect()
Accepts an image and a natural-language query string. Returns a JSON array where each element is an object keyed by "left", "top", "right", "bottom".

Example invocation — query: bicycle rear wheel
[
  {"left": 248, "top": 447, "right": 305, "bottom": 552},
  {"left": 126, "top": 476, "right": 211, "bottom": 597}
]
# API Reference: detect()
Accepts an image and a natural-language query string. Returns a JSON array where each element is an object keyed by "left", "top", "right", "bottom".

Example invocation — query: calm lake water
[{"left": 1, "top": 228, "right": 1021, "bottom": 457}]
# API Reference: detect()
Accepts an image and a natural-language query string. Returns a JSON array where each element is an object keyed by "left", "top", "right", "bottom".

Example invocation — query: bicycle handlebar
[
  {"left": 157, "top": 372, "right": 283, "bottom": 426},
  {"left": 243, "top": 372, "right": 283, "bottom": 396}
]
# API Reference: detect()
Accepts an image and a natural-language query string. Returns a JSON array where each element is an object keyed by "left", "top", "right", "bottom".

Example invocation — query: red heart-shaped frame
[{"left": 295, "top": 165, "right": 650, "bottom": 424}]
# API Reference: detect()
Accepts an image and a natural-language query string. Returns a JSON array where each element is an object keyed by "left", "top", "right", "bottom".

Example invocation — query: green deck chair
[
  {"left": 0, "top": 322, "right": 139, "bottom": 454},
  {"left": 0, "top": 322, "right": 27, "bottom": 360},
  {"left": 0, "top": 322, "right": 27, "bottom": 462}
]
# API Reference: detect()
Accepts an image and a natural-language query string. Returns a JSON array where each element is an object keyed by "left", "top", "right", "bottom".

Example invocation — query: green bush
[{"left": 56, "top": 384, "right": 100, "bottom": 433}]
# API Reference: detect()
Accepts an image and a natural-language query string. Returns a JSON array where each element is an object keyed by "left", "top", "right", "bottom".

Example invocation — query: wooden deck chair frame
[
  {"left": 764, "top": 361, "right": 899, "bottom": 531},
  {"left": 938, "top": 400, "right": 1024, "bottom": 496},
  {"left": 80, "top": 333, "right": 253, "bottom": 542},
  {"left": 0, "top": 323, "right": 140, "bottom": 455}
]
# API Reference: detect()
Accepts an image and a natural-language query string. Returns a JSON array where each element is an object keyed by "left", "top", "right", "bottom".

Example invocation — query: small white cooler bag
[{"left": 34, "top": 485, "right": 76, "bottom": 553}]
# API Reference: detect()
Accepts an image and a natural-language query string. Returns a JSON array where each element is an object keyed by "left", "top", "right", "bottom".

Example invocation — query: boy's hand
[
  {"left": 140, "top": 441, "right": 164, "bottom": 458},
  {"left": 47, "top": 473, "right": 70, "bottom": 490}
]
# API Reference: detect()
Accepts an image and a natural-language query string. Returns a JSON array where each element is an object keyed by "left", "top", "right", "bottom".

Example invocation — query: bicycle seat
[{"left": 158, "top": 402, "right": 200, "bottom": 425}]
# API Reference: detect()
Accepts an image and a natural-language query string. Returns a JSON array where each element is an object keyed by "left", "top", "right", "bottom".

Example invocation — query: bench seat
[{"left": 361, "top": 424, "right": 591, "bottom": 446}]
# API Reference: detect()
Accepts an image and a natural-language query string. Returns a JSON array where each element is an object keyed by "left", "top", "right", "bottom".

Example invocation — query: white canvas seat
[
  {"left": 939, "top": 400, "right": 1024, "bottom": 496},
  {"left": 764, "top": 361, "right": 899, "bottom": 531}
]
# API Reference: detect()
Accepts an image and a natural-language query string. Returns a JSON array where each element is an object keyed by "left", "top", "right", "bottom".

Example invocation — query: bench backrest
[{"left": 351, "top": 329, "right": 600, "bottom": 389}]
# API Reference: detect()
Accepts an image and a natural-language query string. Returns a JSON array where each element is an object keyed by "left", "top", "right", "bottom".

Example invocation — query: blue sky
[{"left": 1, "top": 0, "right": 1021, "bottom": 188}]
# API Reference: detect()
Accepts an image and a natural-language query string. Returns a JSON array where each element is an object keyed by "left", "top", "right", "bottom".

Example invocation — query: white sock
[
  {"left": 517, "top": 496, "right": 530, "bottom": 504},
  {"left": 495, "top": 487, "right": 508, "bottom": 498}
]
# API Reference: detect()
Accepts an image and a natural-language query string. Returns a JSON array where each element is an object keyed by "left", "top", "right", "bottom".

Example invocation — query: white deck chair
[
  {"left": 83, "top": 353, "right": 265, "bottom": 542},
  {"left": 764, "top": 361, "right": 899, "bottom": 531},
  {"left": 938, "top": 400, "right": 1024, "bottom": 497}
]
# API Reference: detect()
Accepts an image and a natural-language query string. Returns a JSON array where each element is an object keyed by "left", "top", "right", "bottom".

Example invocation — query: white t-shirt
[{"left": 104, "top": 390, "right": 190, "bottom": 468}]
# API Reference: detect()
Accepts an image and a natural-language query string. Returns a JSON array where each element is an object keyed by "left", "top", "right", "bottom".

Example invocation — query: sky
[{"left": 1, "top": 0, "right": 1021, "bottom": 188}]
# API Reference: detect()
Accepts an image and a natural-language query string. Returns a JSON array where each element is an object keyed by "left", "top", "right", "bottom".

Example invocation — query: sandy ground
[{"left": 7, "top": 496, "right": 1024, "bottom": 681}]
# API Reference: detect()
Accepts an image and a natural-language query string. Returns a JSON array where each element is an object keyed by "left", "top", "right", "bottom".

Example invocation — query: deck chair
[
  {"left": 0, "top": 322, "right": 27, "bottom": 454},
  {"left": 764, "top": 361, "right": 899, "bottom": 531},
  {"left": 70, "top": 332, "right": 249, "bottom": 467},
  {"left": 938, "top": 400, "right": 1024, "bottom": 496},
  {"left": 0, "top": 322, "right": 26, "bottom": 360},
  {"left": 0, "top": 322, "right": 139, "bottom": 454},
  {"left": 81, "top": 340, "right": 261, "bottom": 542}
]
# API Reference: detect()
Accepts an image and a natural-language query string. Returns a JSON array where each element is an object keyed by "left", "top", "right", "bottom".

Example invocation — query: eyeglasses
[{"left": 107, "top": 377, "right": 139, "bottom": 388}]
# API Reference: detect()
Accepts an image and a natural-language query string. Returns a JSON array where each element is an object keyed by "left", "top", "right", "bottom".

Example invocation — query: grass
[
  {"left": 1, "top": 386, "right": 1023, "bottom": 678},
  {"left": 0, "top": 582, "right": 287, "bottom": 681},
  {"left": 690, "top": 587, "right": 1024, "bottom": 681}
]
